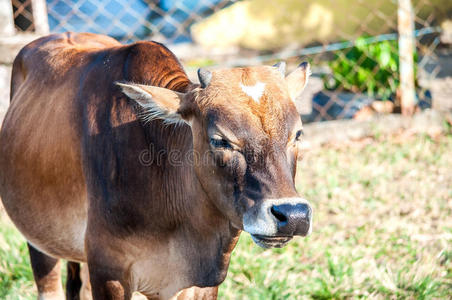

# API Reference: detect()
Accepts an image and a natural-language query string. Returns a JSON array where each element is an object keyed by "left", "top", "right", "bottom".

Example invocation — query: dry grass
[{"left": 1, "top": 132, "right": 451, "bottom": 299}]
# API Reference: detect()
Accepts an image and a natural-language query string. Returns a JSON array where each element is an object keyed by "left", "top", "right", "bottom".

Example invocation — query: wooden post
[
  {"left": 0, "top": 0, "right": 15, "bottom": 36},
  {"left": 398, "top": 0, "right": 416, "bottom": 116},
  {"left": 31, "top": 0, "right": 49, "bottom": 35}
]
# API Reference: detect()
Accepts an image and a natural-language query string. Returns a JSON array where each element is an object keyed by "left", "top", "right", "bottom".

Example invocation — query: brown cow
[{"left": 0, "top": 32, "right": 312, "bottom": 300}]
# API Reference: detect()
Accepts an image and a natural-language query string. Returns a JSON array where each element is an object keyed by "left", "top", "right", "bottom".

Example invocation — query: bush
[{"left": 323, "top": 37, "right": 417, "bottom": 100}]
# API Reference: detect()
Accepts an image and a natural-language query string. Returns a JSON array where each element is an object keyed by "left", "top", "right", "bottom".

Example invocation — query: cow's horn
[
  {"left": 198, "top": 68, "right": 212, "bottom": 88},
  {"left": 273, "top": 61, "right": 286, "bottom": 75}
]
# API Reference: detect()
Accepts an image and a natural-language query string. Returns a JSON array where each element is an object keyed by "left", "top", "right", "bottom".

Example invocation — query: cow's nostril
[
  {"left": 271, "top": 206, "right": 288, "bottom": 223},
  {"left": 271, "top": 202, "right": 311, "bottom": 236}
]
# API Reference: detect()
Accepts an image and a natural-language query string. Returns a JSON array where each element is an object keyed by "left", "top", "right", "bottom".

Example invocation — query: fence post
[
  {"left": 398, "top": 0, "right": 416, "bottom": 116},
  {"left": 0, "top": 0, "right": 15, "bottom": 36},
  {"left": 31, "top": 0, "right": 49, "bottom": 35}
]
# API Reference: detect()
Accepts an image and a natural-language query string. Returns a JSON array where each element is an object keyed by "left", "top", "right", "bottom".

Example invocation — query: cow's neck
[
  {"left": 179, "top": 166, "right": 240, "bottom": 287},
  {"left": 143, "top": 116, "right": 241, "bottom": 288},
  {"left": 164, "top": 141, "right": 240, "bottom": 287}
]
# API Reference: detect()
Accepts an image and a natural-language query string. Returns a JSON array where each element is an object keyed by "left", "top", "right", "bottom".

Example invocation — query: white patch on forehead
[{"left": 240, "top": 81, "right": 266, "bottom": 103}]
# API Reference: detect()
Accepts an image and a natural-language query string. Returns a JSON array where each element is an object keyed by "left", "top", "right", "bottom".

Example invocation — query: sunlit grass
[
  {"left": 220, "top": 133, "right": 452, "bottom": 299},
  {"left": 0, "top": 216, "right": 35, "bottom": 299},
  {"left": 1, "top": 133, "right": 451, "bottom": 299}
]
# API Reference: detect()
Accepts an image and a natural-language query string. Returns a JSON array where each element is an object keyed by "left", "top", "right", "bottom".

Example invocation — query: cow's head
[{"left": 118, "top": 62, "right": 312, "bottom": 248}]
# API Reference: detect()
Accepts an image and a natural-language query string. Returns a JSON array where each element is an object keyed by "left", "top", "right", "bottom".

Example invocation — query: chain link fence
[
  {"left": 214, "top": 0, "right": 450, "bottom": 122},
  {"left": 46, "top": 0, "right": 235, "bottom": 43},
  {"left": 7, "top": 0, "right": 451, "bottom": 122},
  {"left": 11, "top": 0, "right": 35, "bottom": 32}
]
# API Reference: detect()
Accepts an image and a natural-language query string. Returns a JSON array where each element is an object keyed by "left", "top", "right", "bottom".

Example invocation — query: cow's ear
[
  {"left": 285, "top": 62, "right": 311, "bottom": 100},
  {"left": 116, "top": 82, "right": 191, "bottom": 125}
]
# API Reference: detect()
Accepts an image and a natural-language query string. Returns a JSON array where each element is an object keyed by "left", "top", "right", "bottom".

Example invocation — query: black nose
[{"left": 271, "top": 203, "right": 311, "bottom": 236}]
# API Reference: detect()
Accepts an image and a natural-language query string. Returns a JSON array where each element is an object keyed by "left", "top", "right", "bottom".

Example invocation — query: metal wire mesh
[
  {"left": 46, "top": 0, "right": 236, "bottom": 43},
  {"left": 8, "top": 0, "right": 451, "bottom": 122},
  {"left": 413, "top": 0, "right": 452, "bottom": 113},
  {"left": 283, "top": 0, "right": 448, "bottom": 122},
  {"left": 217, "top": 0, "right": 449, "bottom": 122},
  {"left": 12, "top": 0, "right": 35, "bottom": 31}
]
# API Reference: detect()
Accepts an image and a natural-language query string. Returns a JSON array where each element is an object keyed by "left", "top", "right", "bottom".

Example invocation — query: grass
[
  {"left": 0, "top": 217, "right": 35, "bottom": 299},
  {"left": 1, "top": 132, "right": 451, "bottom": 299}
]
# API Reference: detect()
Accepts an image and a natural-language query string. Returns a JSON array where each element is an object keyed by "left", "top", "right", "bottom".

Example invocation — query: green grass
[
  {"left": 0, "top": 217, "right": 35, "bottom": 299},
  {"left": 220, "top": 133, "right": 452, "bottom": 299},
  {"left": 1, "top": 133, "right": 451, "bottom": 299}
]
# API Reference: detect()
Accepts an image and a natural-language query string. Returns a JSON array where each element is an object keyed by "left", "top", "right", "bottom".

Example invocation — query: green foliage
[
  {"left": 0, "top": 220, "right": 35, "bottom": 299},
  {"left": 324, "top": 37, "right": 417, "bottom": 100}
]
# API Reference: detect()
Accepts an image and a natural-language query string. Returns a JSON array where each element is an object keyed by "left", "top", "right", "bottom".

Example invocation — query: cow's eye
[
  {"left": 295, "top": 129, "right": 304, "bottom": 142},
  {"left": 210, "top": 137, "right": 232, "bottom": 149}
]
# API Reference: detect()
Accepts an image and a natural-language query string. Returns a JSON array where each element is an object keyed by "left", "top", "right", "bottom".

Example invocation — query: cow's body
[
  {"left": 0, "top": 32, "right": 312, "bottom": 299},
  {"left": 1, "top": 32, "right": 231, "bottom": 298}
]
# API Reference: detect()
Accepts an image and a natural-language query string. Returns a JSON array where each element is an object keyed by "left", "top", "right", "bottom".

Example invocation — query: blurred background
[
  {"left": 0, "top": 0, "right": 451, "bottom": 299},
  {"left": 1, "top": 0, "right": 451, "bottom": 121}
]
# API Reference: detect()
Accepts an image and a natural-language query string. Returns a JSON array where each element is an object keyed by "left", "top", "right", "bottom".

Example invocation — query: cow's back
[{"left": 0, "top": 32, "right": 191, "bottom": 262}]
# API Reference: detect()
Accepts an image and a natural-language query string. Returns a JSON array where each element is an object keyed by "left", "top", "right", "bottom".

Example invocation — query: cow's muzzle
[
  {"left": 243, "top": 197, "right": 312, "bottom": 248},
  {"left": 271, "top": 203, "right": 311, "bottom": 236}
]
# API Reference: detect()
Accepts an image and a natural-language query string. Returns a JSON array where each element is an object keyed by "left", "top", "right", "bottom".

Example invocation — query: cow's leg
[
  {"left": 79, "top": 264, "right": 93, "bottom": 300},
  {"left": 85, "top": 229, "right": 132, "bottom": 300},
  {"left": 27, "top": 243, "right": 64, "bottom": 300},
  {"left": 66, "top": 261, "right": 83, "bottom": 299},
  {"left": 87, "top": 265, "right": 131, "bottom": 300}
]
